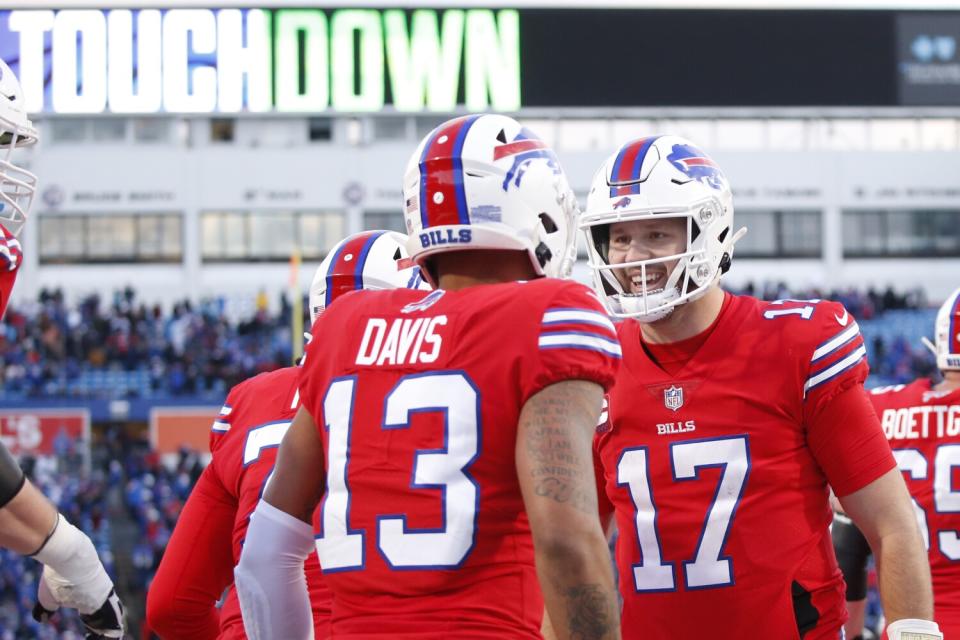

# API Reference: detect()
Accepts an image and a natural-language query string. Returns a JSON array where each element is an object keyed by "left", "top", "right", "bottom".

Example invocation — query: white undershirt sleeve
[{"left": 234, "top": 499, "right": 315, "bottom": 640}]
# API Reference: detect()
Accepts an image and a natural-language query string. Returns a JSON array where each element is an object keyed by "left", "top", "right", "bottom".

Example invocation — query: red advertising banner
[
  {"left": 0, "top": 409, "right": 91, "bottom": 463},
  {"left": 150, "top": 407, "right": 219, "bottom": 456}
]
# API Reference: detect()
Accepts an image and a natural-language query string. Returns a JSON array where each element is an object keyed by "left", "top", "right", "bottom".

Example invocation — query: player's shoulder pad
[
  {"left": 211, "top": 377, "right": 254, "bottom": 440},
  {"left": 536, "top": 279, "right": 620, "bottom": 360},
  {"left": 321, "top": 288, "right": 367, "bottom": 317},
  {"left": 763, "top": 298, "right": 868, "bottom": 398},
  {"left": 212, "top": 367, "right": 300, "bottom": 443},
  {"left": 245, "top": 366, "right": 299, "bottom": 390},
  {"left": 533, "top": 280, "right": 614, "bottom": 328},
  {"left": 756, "top": 298, "right": 852, "bottom": 340},
  {"left": 807, "top": 299, "right": 860, "bottom": 350},
  {"left": 533, "top": 278, "right": 607, "bottom": 309}
]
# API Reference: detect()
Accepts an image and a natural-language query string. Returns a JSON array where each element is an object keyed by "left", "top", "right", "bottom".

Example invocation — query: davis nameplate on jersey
[{"left": 664, "top": 385, "right": 684, "bottom": 412}]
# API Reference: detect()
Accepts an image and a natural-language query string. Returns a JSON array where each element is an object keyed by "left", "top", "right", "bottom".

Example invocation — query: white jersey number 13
[{"left": 315, "top": 372, "right": 479, "bottom": 571}]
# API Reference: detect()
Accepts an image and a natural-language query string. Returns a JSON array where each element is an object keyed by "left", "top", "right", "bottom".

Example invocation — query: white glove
[
  {"left": 30, "top": 513, "right": 125, "bottom": 637},
  {"left": 35, "top": 572, "right": 125, "bottom": 639},
  {"left": 886, "top": 618, "right": 943, "bottom": 640}
]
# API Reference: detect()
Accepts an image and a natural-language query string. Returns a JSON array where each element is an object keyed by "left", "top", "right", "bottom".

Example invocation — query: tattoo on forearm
[
  {"left": 523, "top": 383, "right": 600, "bottom": 516},
  {"left": 561, "top": 583, "right": 617, "bottom": 640},
  {"left": 533, "top": 477, "right": 596, "bottom": 514}
]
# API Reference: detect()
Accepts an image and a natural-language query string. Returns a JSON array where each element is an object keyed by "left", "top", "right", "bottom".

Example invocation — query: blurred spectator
[
  {"left": 0, "top": 288, "right": 302, "bottom": 399},
  {"left": 0, "top": 284, "right": 940, "bottom": 399}
]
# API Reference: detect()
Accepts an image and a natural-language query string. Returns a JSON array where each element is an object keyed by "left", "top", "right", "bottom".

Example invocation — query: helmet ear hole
[
  {"left": 393, "top": 248, "right": 402, "bottom": 260},
  {"left": 590, "top": 225, "right": 610, "bottom": 263},
  {"left": 535, "top": 242, "right": 553, "bottom": 268},
  {"left": 719, "top": 253, "right": 732, "bottom": 274},
  {"left": 538, "top": 213, "right": 558, "bottom": 234}
]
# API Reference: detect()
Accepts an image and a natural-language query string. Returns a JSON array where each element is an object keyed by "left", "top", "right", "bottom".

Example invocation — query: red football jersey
[
  {"left": 207, "top": 367, "right": 331, "bottom": 639},
  {"left": 594, "top": 294, "right": 895, "bottom": 639},
  {"left": 0, "top": 223, "right": 23, "bottom": 318},
  {"left": 869, "top": 379, "right": 960, "bottom": 636},
  {"left": 297, "top": 278, "right": 621, "bottom": 638}
]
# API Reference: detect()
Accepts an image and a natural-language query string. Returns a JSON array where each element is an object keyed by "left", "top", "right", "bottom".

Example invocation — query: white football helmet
[
  {"left": 581, "top": 135, "right": 745, "bottom": 322},
  {"left": 402, "top": 114, "right": 578, "bottom": 287},
  {"left": 0, "top": 60, "right": 38, "bottom": 237},
  {"left": 922, "top": 286, "right": 960, "bottom": 371},
  {"left": 309, "top": 230, "right": 429, "bottom": 324}
]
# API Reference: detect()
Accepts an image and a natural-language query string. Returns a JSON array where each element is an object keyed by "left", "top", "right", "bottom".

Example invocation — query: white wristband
[{"left": 886, "top": 618, "right": 943, "bottom": 640}]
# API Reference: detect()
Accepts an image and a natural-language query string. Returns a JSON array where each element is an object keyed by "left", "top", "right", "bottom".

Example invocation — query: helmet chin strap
[
  {"left": 632, "top": 294, "right": 679, "bottom": 323},
  {"left": 616, "top": 286, "right": 681, "bottom": 323}
]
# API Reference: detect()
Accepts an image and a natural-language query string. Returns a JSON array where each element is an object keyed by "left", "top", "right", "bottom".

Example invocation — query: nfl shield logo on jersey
[{"left": 663, "top": 385, "right": 684, "bottom": 412}]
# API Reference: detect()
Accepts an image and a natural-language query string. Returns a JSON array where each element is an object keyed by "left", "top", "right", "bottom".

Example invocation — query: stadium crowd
[
  {"left": 0, "top": 288, "right": 295, "bottom": 399},
  {"left": 0, "top": 283, "right": 936, "bottom": 400}
]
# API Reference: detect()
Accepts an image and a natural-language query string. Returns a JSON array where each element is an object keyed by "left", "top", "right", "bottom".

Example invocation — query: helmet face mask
[
  {"left": 402, "top": 114, "right": 578, "bottom": 288},
  {"left": 581, "top": 135, "right": 743, "bottom": 322},
  {"left": 0, "top": 60, "right": 38, "bottom": 237},
  {"left": 309, "top": 230, "right": 429, "bottom": 325},
  {"left": 0, "top": 143, "right": 38, "bottom": 237}
]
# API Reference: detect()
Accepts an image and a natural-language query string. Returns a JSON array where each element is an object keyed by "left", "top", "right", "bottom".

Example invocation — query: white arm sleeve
[{"left": 234, "top": 499, "right": 315, "bottom": 640}]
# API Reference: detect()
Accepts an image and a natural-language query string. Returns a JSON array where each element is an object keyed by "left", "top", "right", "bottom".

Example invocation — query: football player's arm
[
  {"left": 517, "top": 380, "right": 620, "bottom": 640},
  {"left": 146, "top": 464, "right": 236, "bottom": 640},
  {"left": 0, "top": 442, "right": 125, "bottom": 638},
  {"left": 234, "top": 405, "right": 325, "bottom": 640},
  {"left": 809, "top": 386, "right": 936, "bottom": 636},
  {"left": 838, "top": 468, "right": 934, "bottom": 629},
  {"left": 0, "top": 449, "right": 56, "bottom": 554}
]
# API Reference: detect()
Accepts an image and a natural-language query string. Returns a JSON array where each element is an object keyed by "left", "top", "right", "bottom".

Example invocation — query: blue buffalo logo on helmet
[
  {"left": 496, "top": 128, "right": 562, "bottom": 192},
  {"left": 667, "top": 143, "right": 727, "bottom": 191},
  {"left": 612, "top": 196, "right": 632, "bottom": 210}
]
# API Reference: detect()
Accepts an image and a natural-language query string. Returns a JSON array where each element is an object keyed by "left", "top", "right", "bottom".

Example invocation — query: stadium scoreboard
[{"left": 1, "top": 7, "right": 958, "bottom": 113}]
